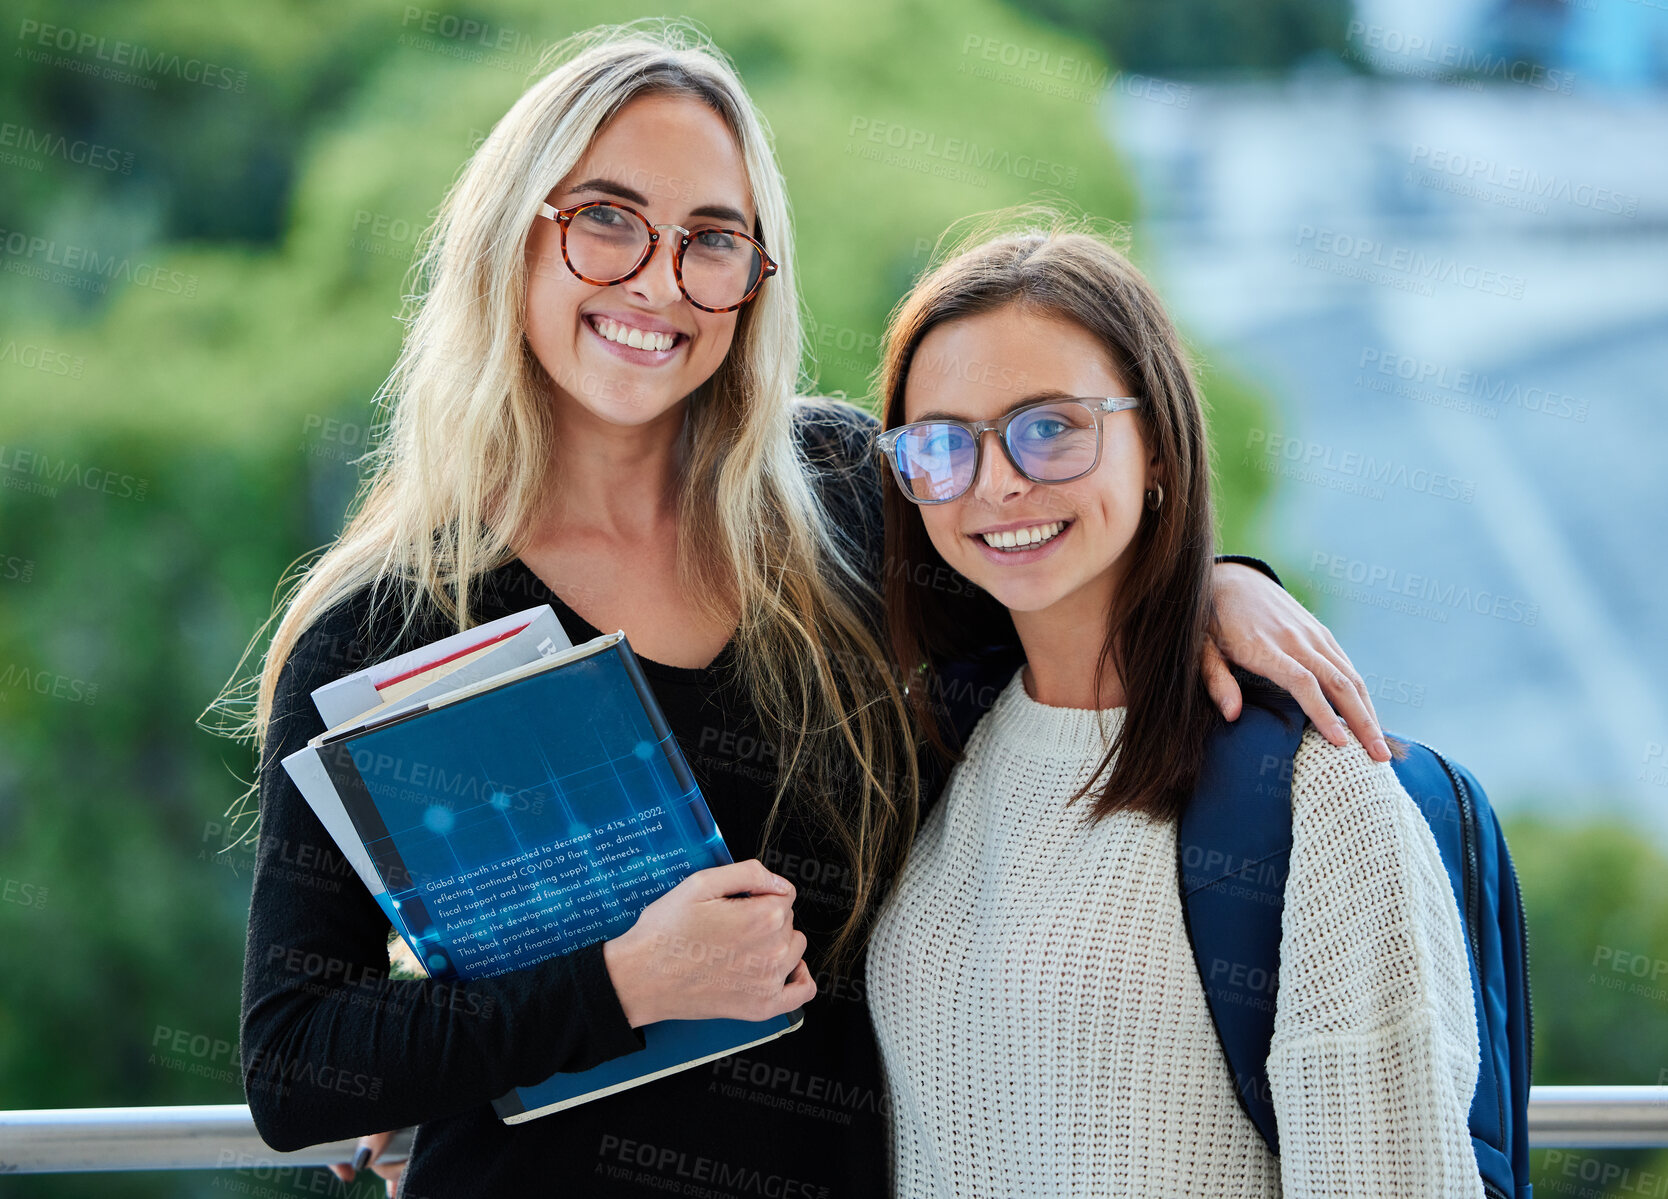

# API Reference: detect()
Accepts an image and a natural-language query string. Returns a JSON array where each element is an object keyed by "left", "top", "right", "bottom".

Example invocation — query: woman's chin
[
  {"left": 551, "top": 373, "right": 686, "bottom": 428},
  {"left": 967, "top": 575, "right": 1066, "bottom": 615}
]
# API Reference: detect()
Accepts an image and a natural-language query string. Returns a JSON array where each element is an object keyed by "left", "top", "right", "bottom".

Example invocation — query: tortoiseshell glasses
[{"left": 536, "top": 200, "right": 779, "bottom": 313}]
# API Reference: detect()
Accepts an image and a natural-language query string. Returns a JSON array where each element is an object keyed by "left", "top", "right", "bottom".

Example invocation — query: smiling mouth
[
  {"left": 586, "top": 315, "right": 685, "bottom": 353},
  {"left": 976, "top": 519, "right": 1070, "bottom": 551}
]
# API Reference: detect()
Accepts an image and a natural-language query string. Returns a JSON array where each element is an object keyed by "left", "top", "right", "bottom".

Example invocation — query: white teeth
[
  {"left": 980, "top": 520, "right": 1066, "bottom": 550},
  {"left": 592, "top": 317, "right": 676, "bottom": 352}
]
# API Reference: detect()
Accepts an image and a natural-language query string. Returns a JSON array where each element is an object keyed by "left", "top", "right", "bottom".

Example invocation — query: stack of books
[{"left": 281, "top": 605, "right": 802, "bottom": 1123}]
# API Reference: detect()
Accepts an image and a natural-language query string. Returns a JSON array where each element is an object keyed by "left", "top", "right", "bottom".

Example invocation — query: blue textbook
[{"left": 292, "top": 628, "right": 803, "bottom": 1123}]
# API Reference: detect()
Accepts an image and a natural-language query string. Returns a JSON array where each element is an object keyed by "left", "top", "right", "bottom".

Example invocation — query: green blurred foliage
[
  {"left": 1508, "top": 818, "right": 1668, "bottom": 1084},
  {"left": 1509, "top": 818, "right": 1668, "bottom": 1196},
  {"left": 1008, "top": 0, "right": 1356, "bottom": 76}
]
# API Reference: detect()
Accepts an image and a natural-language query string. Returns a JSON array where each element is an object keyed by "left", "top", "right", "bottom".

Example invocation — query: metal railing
[
  {"left": 1, "top": 1087, "right": 1665, "bottom": 1173},
  {"left": 1528, "top": 1087, "right": 1668, "bottom": 1149},
  {"left": 0, "top": 1106, "right": 414, "bottom": 1174}
]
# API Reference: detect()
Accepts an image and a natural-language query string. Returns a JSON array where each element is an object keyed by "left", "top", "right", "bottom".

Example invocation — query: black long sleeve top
[{"left": 241, "top": 401, "right": 895, "bottom": 1196}]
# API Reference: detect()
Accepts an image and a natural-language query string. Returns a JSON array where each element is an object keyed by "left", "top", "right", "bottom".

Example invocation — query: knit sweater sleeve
[
  {"left": 1266, "top": 728, "right": 1482, "bottom": 1196},
  {"left": 239, "top": 590, "right": 645, "bottom": 1152}
]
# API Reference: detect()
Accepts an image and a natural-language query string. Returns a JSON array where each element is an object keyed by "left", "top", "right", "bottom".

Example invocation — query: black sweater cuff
[
  {"left": 554, "top": 939, "right": 647, "bottom": 1064},
  {"left": 1214, "top": 553, "right": 1282, "bottom": 589}
]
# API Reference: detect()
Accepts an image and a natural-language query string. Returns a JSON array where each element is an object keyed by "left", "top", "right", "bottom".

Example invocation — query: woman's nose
[
  {"left": 626, "top": 231, "right": 684, "bottom": 307},
  {"left": 968, "top": 428, "right": 1029, "bottom": 503}
]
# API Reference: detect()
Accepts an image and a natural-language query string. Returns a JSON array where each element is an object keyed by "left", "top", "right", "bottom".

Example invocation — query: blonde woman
[
  {"left": 867, "top": 223, "right": 1481, "bottom": 1195},
  {"left": 230, "top": 26, "right": 1386, "bottom": 1196}
]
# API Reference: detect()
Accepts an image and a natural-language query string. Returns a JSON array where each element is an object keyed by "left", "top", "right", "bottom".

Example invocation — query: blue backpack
[
  {"left": 929, "top": 655, "right": 1533, "bottom": 1198},
  {"left": 1181, "top": 678, "right": 1533, "bottom": 1199}
]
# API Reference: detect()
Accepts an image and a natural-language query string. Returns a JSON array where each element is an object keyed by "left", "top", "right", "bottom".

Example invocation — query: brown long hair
[{"left": 880, "top": 214, "right": 1221, "bottom": 822}]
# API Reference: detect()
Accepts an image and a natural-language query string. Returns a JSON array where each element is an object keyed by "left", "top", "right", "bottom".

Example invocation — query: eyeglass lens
[
  {"left": 891, "top": 401, "right": 1100, "bottom": 501},
  {"left": 566, "top": 203, "right": 764, "bottom": 309}
]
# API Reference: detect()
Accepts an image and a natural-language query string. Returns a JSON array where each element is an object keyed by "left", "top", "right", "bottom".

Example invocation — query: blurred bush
[{"left": 1510, "top": 818, "right": 1668, "bottom": 1196}]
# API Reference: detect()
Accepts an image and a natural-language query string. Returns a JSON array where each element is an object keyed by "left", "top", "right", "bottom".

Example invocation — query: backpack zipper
[
  {"left": 1424, "top": 740, "right": 1519, "bottom": 1167},
  {"left": 1428, "top": 740, "right": 1535, "bottom": 1079},
  {"left": 1425, "top": 743, "right": 1482, "bottom": 963},
  {"left": 1504, "top": 835, "right": 1536, "bottom": 1090}
]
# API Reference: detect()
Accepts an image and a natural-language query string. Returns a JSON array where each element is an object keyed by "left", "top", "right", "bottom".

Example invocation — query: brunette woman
[{"left": 867, "top": 222, "right": 1481, "bottom": 1196}]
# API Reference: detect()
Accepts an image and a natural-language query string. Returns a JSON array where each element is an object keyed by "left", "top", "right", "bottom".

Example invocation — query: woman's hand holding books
[{"left": 602, "top": 859, "right": 816, "bottom": 1026}]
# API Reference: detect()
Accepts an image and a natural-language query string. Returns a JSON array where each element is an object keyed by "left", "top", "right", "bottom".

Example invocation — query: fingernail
[
  {"left": 1373, "top": 737, "right": 1390, "bottom": 760},
  {"left": 1332, "top": 721, "right": 1349, "bottom": 742},
  {"left": 352, "top": 1146, "right": 372, "bottom": 1171}
]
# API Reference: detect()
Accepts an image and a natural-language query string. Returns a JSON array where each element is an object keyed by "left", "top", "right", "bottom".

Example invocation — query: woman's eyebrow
[
  {"left": 565, "top": 177, "right": 750, "bottom": 229},
  {"left": 912, "top": 390, "right": 1078, "bottom": 422},
  {"left": 687, "top": 202, "right": 750, "bottom": 227},
  {"left": 567, "top": 176, "right": 649, "bottom": 205}
]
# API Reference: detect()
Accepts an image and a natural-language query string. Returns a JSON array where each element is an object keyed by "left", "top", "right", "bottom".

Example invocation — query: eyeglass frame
[
  {"left": 535, "top": 199, "right": 780, "bottom": 314},
  {"left": 875, "top": 395, "right": 1143, "bottom": 505}
]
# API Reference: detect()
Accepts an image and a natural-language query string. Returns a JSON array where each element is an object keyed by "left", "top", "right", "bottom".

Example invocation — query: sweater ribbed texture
[{"left": 867, "top": 668, "right": 1482, "bottom": 1197}]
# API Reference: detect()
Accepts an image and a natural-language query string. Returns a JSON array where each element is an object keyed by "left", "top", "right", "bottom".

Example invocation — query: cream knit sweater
[{"left": 867, "top": 669, "right": 1482, "bottom": 1197}]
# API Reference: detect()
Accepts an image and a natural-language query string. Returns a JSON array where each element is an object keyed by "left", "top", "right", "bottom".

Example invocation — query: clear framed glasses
[
  {"left": 536, "top": 200, "right": 779, "bottom": 313},
  {"left": 876, "top": 396, "right": 1142, "bottom": 504}
]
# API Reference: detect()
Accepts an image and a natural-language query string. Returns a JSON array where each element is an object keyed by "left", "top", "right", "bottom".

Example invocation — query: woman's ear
[
  {"left": 1143, "top": 452, "right": 1168, "bottom": 511},
  {"left": 1145, "top": 450, "right": 1165, "bottom": 494}
]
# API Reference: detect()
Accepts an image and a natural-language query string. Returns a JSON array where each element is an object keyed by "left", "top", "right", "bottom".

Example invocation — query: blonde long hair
[{"left": 214, "top": 22, "right": 917, "bottom": 968}]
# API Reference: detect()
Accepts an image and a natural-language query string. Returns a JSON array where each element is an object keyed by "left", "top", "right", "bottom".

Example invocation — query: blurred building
[{"left": 1105, "top": 30, "right": 1668, "bottom": 833}]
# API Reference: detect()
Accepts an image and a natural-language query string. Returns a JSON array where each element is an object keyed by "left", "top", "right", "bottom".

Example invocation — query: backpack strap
[
  {"left": 1177, "top": 687, "right": 1305, "bottom": 1156},
  {"left": 1182, "top": 706, "right": 1533, "bottom": 1199}
]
